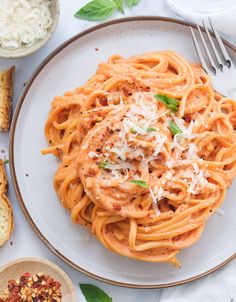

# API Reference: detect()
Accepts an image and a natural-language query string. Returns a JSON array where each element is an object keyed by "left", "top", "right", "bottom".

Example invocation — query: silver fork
[{"left": 190, "top": 18, "right": 236, "bottom": 98}]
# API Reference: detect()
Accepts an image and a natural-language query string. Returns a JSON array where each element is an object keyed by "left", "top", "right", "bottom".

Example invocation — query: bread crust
[
  {"left": 0, "top": 66, "right": 15, "bottom": 131},
  {"left": 0, "top": 160, "right": 14, "bottom": 246}
]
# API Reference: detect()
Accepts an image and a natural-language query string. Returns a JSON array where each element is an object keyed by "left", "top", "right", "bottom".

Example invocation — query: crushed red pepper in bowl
[{"left": 0, "top": 272, "right": 62, "bottom": 302}]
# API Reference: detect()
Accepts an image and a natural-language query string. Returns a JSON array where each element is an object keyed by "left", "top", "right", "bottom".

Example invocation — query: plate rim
[{"left": 9, "top": 15, "right": 236, "bottom": 289}]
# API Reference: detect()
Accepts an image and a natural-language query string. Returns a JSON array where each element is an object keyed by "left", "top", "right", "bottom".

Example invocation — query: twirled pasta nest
[{"left": 42, "top": 51, "right": 236, "bottom": 266}]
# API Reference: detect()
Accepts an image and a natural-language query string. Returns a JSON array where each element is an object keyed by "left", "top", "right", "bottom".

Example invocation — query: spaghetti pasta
[{"left": 42, "top": 51, "right": 236, "bottom": 265}]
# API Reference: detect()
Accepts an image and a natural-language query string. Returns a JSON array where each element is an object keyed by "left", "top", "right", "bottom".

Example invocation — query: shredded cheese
[
  {"left": 0, "top": 0, "right": 52, "bottom": 49},
  {"left": 214, "top": 208, "right": 224, "bottom": 216},
  {"left": 97, "top": 92, "right": 209, "bottom": 202},
  {"left": 181, "top": 168, "right": 209, "bottom": 194},
  {"left": 149, "top": 187, "right": 161, "bottom": 216},
  {"left": 88, "top": 151, "right": 99, "bottom": 159}
]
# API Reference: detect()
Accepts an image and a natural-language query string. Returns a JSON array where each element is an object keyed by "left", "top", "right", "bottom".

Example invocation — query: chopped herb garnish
[
  {"left": 3, "top": 159, "right": 9, "bottom": 164},
  {"left": 147, "top": 127, "right": 157, "bottom": 132},
  {"left": 98, "top": 160, "right": 110, "bottom": 169},
  {"left": 169, "top": 120, "right": 183, "bottom": 136},
  {"left": 130, "top": 180, "right": 148, "bottom": 188},
  {"left": 130, "top": 127, "right": 137, "bottom": 134},
  {"left": 154, "top": 94, "right": 179, "bottom": 113},
  {"left": 130, "top": 127, "right": 157, "bottom": 134}
]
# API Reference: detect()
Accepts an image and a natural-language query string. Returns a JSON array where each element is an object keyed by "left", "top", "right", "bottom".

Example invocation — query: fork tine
[
  {"left": 197, "top": 25, "right": 217, "bottom": 73},
  {"left": 209, "top": 18, "right": 232, "bottom": 67},
  {"left": 202, "top": 19, "right": 223, "bottom": 71},
  {"left": 190, "top": 26, "right": 209, "bottom": 74}
]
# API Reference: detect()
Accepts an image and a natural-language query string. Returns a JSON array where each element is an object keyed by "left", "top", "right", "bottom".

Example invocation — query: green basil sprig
[
  {"left": 169, "top": 120, "right": 183, "bottom": 136},
  {"left": 74, "top": 0, "right": 116, "bottom": 21},
  {"left": 80, "top": 284, "right": 112, "bottom": 302},
  {"left": 147, "top": 127, "right": 157, "bottom": 132},
  {"left": 130, "top": 179, "right": 148, "bottom": 188},
  {"left": 154, "top": 94, "right": 179, "bottom": 113},
  {"left": 98, "top": 160, "right": 110, "bottom": 169},
  {"left": 130, "top": 126, "right": 157, "bottom": 134},
  {"left": 74, "top": 0, "right": 141, "bottom": 21}
]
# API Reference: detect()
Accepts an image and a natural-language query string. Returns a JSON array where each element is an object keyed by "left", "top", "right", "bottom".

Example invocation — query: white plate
[{"left": 10, "top": 17, "right": 236, "bottom": 288}]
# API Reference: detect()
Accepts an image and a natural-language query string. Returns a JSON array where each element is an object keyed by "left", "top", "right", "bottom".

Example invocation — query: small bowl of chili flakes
[{"left": 0, "top": 258, "right": 77, "bottom": 302}]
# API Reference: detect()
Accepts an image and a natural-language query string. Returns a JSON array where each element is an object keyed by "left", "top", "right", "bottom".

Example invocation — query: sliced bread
[
  {"left": 0, "top": 66, "right": 15, "bottom": 131},
  {"left": 0, "top": 160, "right": 13, "bottom": 246}
]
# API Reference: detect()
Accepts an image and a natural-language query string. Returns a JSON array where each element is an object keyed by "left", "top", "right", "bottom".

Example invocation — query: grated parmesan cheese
[
  {"left": 149, "top": 187, "right": 161, "bottom": 216},
  {"left": 123, "top": 119, "right": 147, "bottom": 135},
  {"left": 166, "top": 171, "right": 173, "bottom": 180},
  {"left": 183, "top": 169, "right": 209, "bottom": 194},
  {"left": 172, "top": 117, "right": 197, "bottom": 140},
  {"left": 214, "top": 208, "right": 224, "bottom": 216},
  {"left": 130, "top": 92, "right": 157, "bottom": 121},
  {"left": 156, "top": 186, "right": 164, "bottom": 200},
  {"left": 153, "top": 135, "right": 167, "bottom": 156},
  {"left": 0, "top": 0, "right": 52, "bottom": 49},
  {"left": 166, "top": 160, "right": 173, "bottom": 168},
  {"left": 88, "top": 151, "right": 99, "bottom": 159},
  {"left": 185, "top": 143, "right": 199, "bottom": 160},
  {"left": 94, "top": 91, "right": 210, "bottom": 212}
]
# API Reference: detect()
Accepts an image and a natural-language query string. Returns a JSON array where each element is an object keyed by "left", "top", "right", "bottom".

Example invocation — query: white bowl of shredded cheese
[{"left": 0, "top": 0, "right": 60, "bottom": 58}]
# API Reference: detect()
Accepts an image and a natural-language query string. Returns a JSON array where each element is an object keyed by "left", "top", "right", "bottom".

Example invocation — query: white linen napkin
[
  {"left": 166, "top": 0, "right": 236, "bottom": 44},
  {"left": 160, "top": 260, "right": 236, "bottom": 301}
]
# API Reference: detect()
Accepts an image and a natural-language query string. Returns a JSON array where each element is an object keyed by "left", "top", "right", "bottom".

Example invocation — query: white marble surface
[{"left": 0, "top": 1, "right": 236, "bottom": 301}]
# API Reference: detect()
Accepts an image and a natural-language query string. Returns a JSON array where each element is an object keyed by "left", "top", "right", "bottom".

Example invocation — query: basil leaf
[
  {"left": 126, "top": 0, "right": 140, "bottom": 7},
  {"left": 147, "top": 127, "right": 157, "bottom": 132},
  {"left": 130, "top": 180, "right": 148, "bottom": 188},
  {"left": 80, "top": 284, "right": 112, "bottom": 302},
  {"left": 3, "top": 159, "right": 9, "bottom": 164},
  {"left": 74, "top": 0, "right": 116, "bottom": 21},
  {"left": 169, "top": 120, "right": 183, "bottom": 136},
  {"left": 98, "top": 160, "right": 110, "bottom": 169},
  {"left": 154, "top": 94, "right": 179, "bottom": 113},
  {"left": 113, "top": 0, "right": 124, "bottom": 13}
]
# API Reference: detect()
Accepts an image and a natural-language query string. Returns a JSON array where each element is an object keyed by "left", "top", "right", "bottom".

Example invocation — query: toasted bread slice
[
  {"left": 0, "top": 66, "right": 15, "bottom": 131},
  {"left": 0, "top": 195, "right": 13, "bottom": 246},
  {"left": 0, "top": 160, "right": 13, "bottom": 246},
  {"left": 0, "top": 159, "right": 8, "bottom": 195}
]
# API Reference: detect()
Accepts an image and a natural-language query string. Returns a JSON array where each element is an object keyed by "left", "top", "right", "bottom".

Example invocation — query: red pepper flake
[
  {"left": 113, "top": 203, "right": 121, "bottom": 211},
  {"left": 0, "top": 272, "right": 62, "bottom": 302},
  {"left": 138, "top": 204, "right": 143, "bottom": 210},
  {"left": 95, "top": 48, "right": 99, "bottom": 51},
  {"left": 99, "top": 97, "right": 108, "bottom": 106},
  {"left": 183, "top": 115, "right": 191, "bottom": 123}
]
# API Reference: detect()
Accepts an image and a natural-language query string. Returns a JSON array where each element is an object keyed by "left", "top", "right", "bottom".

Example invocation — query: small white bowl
[
  {"left": 0, "top": 257, "right": 77, "bottom": 301},
  {"left": 0, "top": 0, "right": 60, "bottom": 59}
]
